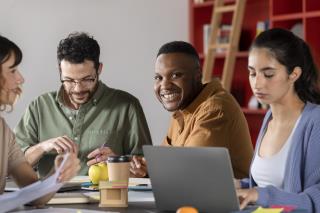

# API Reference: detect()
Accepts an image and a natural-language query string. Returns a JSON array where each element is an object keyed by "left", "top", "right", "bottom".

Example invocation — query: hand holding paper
[
  {"left": 55, "top": 152, "right": 80, "bottom": 183},
  {"left": 0, "top": 153, "right": 80, "bottom": 213}
]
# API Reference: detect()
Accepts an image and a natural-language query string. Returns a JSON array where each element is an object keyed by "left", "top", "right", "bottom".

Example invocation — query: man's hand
[
  {"left": 236, "top": 188, "right": 258, "bottom": 210},
  {"left": 86, "top": 146, "right": 116, "bottom": 166},
  {"left": 55, "top": 153, "right": 80, "bottom": 182},
  {"left": 130, "top": 155, "right": 147, "bottom": 178},
  {"left": 40, "top": 135, "right": 77, "bottom": 154},
  {"left": 234, "top": 178, "right": 241, "bottom": 189}
]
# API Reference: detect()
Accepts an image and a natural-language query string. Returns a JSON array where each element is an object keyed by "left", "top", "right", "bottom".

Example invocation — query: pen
[
  {"left": 95, "top": 143, "right": 109, "bottom": 163},
  {"left": 81, "top": 182, "right": 94, "bottom": 187}
]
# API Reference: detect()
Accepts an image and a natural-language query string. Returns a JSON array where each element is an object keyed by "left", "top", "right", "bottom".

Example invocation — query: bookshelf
[{"left": 189, "top": 0, "right": 320, "bottom": 145}]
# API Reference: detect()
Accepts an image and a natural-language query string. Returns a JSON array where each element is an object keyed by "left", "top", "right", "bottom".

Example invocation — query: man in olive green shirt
[{"left": 14, "top": 32, "right": 152, "bottom": 176}]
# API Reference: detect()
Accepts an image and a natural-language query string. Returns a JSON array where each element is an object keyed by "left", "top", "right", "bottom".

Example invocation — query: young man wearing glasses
[{"left": 14, "top": 32, "right": 152, "bottom": 177}]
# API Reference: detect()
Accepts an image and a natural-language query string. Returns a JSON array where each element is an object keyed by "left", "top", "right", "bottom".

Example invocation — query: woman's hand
[
  {"left": 236, "top": 188, "right": 258, "bottom": 210},
  {"left": 54, "top": 153, "right": 80, "bottom": 182}
]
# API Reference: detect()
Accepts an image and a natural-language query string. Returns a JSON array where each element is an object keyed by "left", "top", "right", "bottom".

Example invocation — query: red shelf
[
  {"left": 271, "top": 13, "right": 304, "bottom": 21},
  {"left": 271, "top": 0, "right": 302, "bottom": 15},
  {"left": 199, "top": 51, "right": 249, "bottom": 60},
  {"left": 192, "top": 1, "right": 214, "bottom": 8},
  {"left": 189, "top": 0, "right": 320, "bottom": 143},
  {"left": 305, "top": 11, "right": 320, "bottom": 18},
  {"left": 306, "top": 0, "right": 320, "bottom": 12},
  {"left": 242, "top": 108, "right": 266, "bottom": 145},
  {"left": 271, "top": 19, "right": 303, "bottom": 31}
]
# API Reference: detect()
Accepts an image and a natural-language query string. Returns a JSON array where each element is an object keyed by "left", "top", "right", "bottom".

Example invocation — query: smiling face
[
  {"left": 154, "top": 53, "right": 202, "bottom": 112},
  {"left": 0, "top": 53, "right": 24, "bottom": 105},
  {"left": 248, "top": 47, "right": 300, "bottom": 105},
  {"left": 60, "top": 59, "right": 101, "bottom": 109}
]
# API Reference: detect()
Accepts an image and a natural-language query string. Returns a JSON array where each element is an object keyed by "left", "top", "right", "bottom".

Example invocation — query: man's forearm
[{"left": 25, "top": 144, "right": 46, "bottom": 166}]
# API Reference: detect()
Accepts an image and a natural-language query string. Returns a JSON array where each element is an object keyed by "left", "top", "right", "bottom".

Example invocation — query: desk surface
[{"left": 13, "top": 191, "right": 158, "bottom": 213}]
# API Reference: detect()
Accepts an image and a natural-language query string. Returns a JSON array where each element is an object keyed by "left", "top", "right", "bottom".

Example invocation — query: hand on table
[
  {"left": 236, "top": 188, "right": 258, "bottom": 210},
  {"left": 130, "top": 155, "right": 147, "bottom": 178}
]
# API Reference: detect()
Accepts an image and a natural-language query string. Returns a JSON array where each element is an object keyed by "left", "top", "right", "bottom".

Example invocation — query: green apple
[{"left": 88, "top": 162, "right": 108, "bottom": 184}]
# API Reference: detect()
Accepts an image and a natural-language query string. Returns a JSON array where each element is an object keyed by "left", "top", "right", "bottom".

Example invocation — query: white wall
[{"left": 0, "top": 0, "right": 188, "bottom": 145}]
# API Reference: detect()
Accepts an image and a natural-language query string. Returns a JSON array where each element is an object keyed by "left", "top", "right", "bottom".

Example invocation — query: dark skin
[
  {"left": 154, "top": 52, "right": 203, "bottom": 112},
  {"left": 130, "top": 52, "right": 204, "bottom": 177}
]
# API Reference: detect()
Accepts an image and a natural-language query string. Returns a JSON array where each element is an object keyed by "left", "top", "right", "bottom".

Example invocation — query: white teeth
[{"left": 161, "top": 93, "right": 179, "bottom": 101}]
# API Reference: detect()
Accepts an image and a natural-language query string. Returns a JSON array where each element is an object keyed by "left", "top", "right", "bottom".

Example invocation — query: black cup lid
[{"left": 107, "top": 155, "right": 131, "bottom": 163}]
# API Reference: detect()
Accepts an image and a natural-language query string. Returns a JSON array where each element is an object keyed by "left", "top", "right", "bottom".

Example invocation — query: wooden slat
[
  {"left": 221, "top": 0, "right": 246, "bottom": 90},
  {"left": 210, "top": 43, "right": 231, "bottom": 50},
  {"left": 215, "top": 5, "right": 236, "bottom": 13},
  {"left": 202, "top": 0, "right": 247, "bottom": 91}
]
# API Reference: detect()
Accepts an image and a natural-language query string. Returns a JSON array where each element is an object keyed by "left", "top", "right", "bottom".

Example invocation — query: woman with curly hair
[{"left": 0, "top": 34, "right": 80, "bottom": 206}]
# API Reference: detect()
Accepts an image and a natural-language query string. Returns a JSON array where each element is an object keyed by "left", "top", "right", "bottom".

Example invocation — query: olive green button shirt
[{"left": 14, "top": 82, "right": 152, "bottom": 176}]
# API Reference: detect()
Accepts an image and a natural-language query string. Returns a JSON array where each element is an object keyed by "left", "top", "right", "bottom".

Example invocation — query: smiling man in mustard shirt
[{"left": 132, "top": 41, "right": 253, "bottom": 179}]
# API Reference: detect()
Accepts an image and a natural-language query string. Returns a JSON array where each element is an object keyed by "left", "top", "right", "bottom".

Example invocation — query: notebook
[{"left": 143, "top": 145, "right": 240, "bottom": 213}]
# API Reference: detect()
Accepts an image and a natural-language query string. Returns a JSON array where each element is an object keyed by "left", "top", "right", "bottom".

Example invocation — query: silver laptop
[{"left": 143, "top": 145, "right": 240, "bottom": 213}]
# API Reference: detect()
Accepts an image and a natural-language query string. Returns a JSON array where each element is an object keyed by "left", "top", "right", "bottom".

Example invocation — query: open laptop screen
[{"left": 143, "top": 145, "right": 240, "bottom": 213}]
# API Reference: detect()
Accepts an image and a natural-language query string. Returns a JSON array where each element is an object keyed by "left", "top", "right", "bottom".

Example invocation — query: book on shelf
[
  {"left": 256, "top": 20, "right": 269, "bottom": 37},
  {"left": 193, "top": 0, "right": 211, "bottom": 4},
  {"left": 203, "top": 23, "right": 211, "bottom": 54},
  {"left": 203, "top": 24, "right": 231, "bottom": 55}
]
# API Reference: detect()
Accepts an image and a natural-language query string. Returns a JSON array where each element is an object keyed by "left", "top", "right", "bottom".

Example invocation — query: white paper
[
  {"left": 81, "top": 190, "right": 155, "bottom": 203},
  {"left": 129, "top": 178, "right": 151, "bottom": 186},
  {"left": 0, "top": 153, "right": 69, "bottom": 213}
]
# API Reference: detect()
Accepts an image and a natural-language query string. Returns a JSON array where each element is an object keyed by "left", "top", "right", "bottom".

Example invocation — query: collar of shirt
[
  {"left": 171, "top": 78, "right": 223, "bottom": 133},
  {"left": 173, "top": 78, "right": 223, "bottom": 119}
]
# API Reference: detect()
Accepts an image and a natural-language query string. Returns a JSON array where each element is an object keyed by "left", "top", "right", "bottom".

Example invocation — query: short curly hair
[
  {"left": 157, "top": 41, "right": 200, "bottom": 68},
  {"left": 57, "top": 32, "right": 100, "bottom": 71}
]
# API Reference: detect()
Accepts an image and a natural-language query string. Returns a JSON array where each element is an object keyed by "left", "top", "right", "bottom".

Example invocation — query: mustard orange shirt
[{"left": 162, "top": 79, "right": 253, "bottom": 178}]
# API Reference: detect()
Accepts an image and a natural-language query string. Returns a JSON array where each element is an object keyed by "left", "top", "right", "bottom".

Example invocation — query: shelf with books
[
  {"left": 190, "top": 0, "right": 320, "bottom": 143},
  {"left": 270, "top": 0, "right": 320, "bottom": 68}
]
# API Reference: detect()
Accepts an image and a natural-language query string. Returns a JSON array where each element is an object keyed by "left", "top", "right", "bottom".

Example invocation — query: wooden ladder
[{"left": 202, "top": 0, "right": 246, "bottom": 91}]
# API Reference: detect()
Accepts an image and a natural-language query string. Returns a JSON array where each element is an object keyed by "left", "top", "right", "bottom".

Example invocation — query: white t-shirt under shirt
[{"left": 251, "top": 116, "right": 301, "bottom": 188}]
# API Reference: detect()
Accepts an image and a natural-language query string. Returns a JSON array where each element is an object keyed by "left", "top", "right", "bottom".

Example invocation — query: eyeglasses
[{"left": 60, "top": 75, "right": 97, "bottom": 88}]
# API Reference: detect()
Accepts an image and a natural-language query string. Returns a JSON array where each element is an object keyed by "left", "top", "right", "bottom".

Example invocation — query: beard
[
  {"left": 64, "top": 81, "right": 99, "bottom": 107},
  {"left": 69, "top": 90, "right": 92, "bottom": 104}
]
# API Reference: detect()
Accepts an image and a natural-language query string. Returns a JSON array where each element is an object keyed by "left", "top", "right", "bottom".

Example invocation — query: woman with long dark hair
[{"left": 235, "top": 28, "right": 320, "bottom": 212}]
